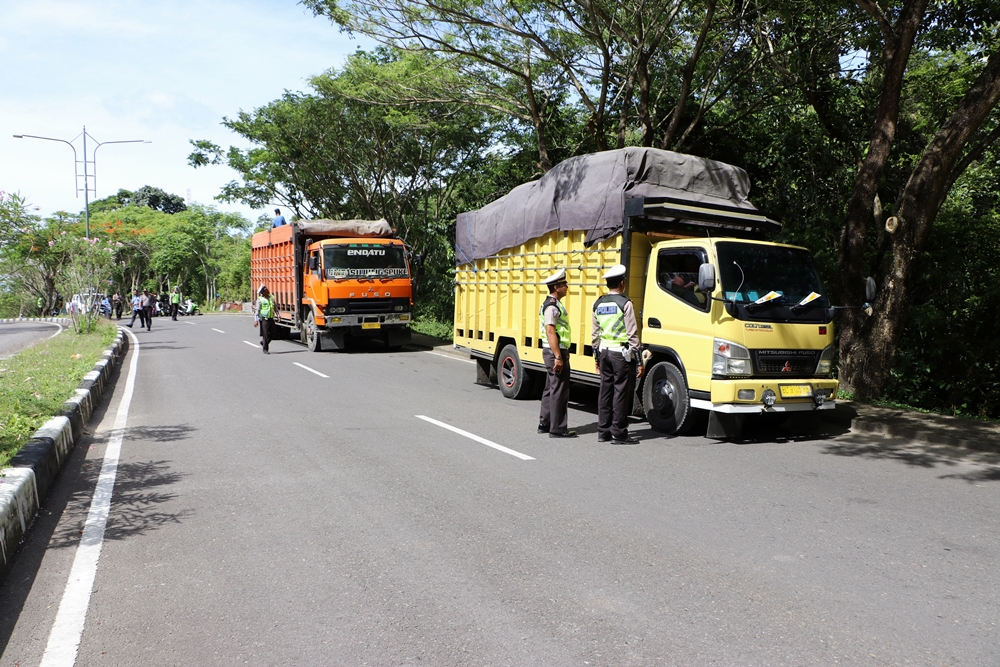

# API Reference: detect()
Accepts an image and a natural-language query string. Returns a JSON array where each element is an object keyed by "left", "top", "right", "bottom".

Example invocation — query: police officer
[
  {"left": 592, "top": 264, "right": 644, "bottom": 444},
  {"left": 538, "top": 268, "right": 576, "bottom": 438},
  {"left": 170, "top": 286, "right": 181, "bottom": 320},
  {"left": 255, "top": 284, "right": 276, "bottom": 354}
]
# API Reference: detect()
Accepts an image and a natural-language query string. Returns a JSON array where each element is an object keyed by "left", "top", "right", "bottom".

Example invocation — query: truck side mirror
[
  {"left": 865, "top": 276, "right": 876, "bottom": 302},
  {"left": 308, "top": 255, "right": 318, "bottom": 271},
  {"left": 698, "top": 263, "right": 716, "bottom": 293}
]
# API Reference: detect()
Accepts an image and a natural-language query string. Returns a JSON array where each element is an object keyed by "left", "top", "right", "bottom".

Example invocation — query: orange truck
[{"left": 250, "top": 219, "right": 414, "bottom": 351}]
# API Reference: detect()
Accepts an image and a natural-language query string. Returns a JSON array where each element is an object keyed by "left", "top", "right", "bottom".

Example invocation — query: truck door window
[
  {"left": 656, "top": 250, "right": 709, "bottom": 311},
  {"left": 310, "top": 251, "right": 320, "bottom": 278}
]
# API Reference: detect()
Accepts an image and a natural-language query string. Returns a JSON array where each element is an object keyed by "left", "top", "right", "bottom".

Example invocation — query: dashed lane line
[
  {"left": 293, "top": 362, "right": 329, "bottom": 378},
  {"left": 243, "top": 340, "right": 259, "bottom": 348},
  {"left": 416, "top": 415, "right": 535, "bottom": 461},
  {"left": 212, "top": 328, "right": 225, "bottom": 334}
]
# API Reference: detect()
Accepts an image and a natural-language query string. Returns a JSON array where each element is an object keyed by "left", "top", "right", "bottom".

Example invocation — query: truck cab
[
  {"left": 640, "top": 237, "right": 837, "bottom": 437},
  {"left": 303, "top": 236, "right": 413, "bottom": 350}
]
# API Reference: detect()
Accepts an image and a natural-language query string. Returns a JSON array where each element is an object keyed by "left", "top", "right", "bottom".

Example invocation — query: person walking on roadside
[
  {"left": 538, "top": 268, "right": 576, "bottom": 438},
  {"left": 127, "top": 290, "right": 144, "bottom": 329},
  {"left": 141, "top": 290, "right": 153, "bottom": 331},
  {"left": 271, "top": 209, "right": 287, "bottom": 228},
  {"left": 254, "top": 284, "right": 276, "bottom": 354},
  {"left": 37, "top": 296, "right": 45, "bottom": 316},
  {"left": 112, "top": 291, "right": 122, "bottom": 319},
  {"left": 592, "top": 264, "right": 644, "bottom": 445},
  {"left": 170, "top": 286, "right": 181, "bottom": 320}
]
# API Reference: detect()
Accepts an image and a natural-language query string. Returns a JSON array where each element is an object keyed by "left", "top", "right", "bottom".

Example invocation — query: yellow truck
[{"left": 453, "top": 148, "right": 872, "bottom": 438}]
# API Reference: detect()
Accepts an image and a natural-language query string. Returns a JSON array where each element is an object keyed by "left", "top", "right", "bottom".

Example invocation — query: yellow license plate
[
  {"left": 779, "top": 384, "right": 813, "bottom": 398},
  {"left": 361, "top": 322, "right": 381, "bottom": 330}
]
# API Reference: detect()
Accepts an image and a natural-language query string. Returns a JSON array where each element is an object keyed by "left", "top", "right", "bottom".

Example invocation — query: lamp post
[{"left": 12, "top": 126, "right": 150, "bottom": 238}]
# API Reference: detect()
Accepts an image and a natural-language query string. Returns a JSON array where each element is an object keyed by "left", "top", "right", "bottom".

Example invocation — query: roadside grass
[
  {"left": 411, "top": 316, "right": 453, "bottom": 342},
  {"left": 0, "top": 319, "right": 118, "bottom": 467}
]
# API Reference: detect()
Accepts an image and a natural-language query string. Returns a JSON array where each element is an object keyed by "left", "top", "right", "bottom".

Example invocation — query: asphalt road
[
  {"left": 2, "top": 314, "right": 999, "bottom": 666},
  {"left": 0, "top": 321, "right": 64, "bottom": 360}
]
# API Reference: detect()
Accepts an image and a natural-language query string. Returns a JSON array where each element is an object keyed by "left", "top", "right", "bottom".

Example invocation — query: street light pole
[{"left": 12, "top": 126, "right": 149, "bottom": 238}]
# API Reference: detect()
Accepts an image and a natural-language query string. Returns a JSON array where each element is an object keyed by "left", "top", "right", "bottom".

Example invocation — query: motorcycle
[{"left": 178, "top": 299, "right": 199, "bottom": 316}]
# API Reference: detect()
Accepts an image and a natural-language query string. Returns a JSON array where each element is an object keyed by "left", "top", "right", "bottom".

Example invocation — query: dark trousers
[
  {"left": 143, "top": 306, "right": 152, "bottom": 330},
  {"left": 598, "top": 350, "right": 635, "bottom": 440},
  {"left": 539, "top": 348, "right": 571, "bottom": 434},
  {"left": 128, "top": 308, "right": 145, "bottom": 328},
  {"left": 170, "top": 303, "right": 179, "bottom": 320},
  {"left": 259, "top": 317, "right": 273, "bottom": 352}
]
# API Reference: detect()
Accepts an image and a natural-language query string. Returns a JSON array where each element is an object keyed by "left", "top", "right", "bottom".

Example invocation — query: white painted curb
[{"left": 0, "top": 328, "right": 126, "bottom": 577}]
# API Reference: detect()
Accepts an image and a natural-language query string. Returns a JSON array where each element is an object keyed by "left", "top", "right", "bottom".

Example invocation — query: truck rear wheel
[
  {"left": 305, "top": 312, "right": 323, "bottom": 352},
  {"left": 642, "top": 361, "right": 692, "bottom": 434},
  {"left": 498, "top": 344, "right": 532, "bottom": 399}
]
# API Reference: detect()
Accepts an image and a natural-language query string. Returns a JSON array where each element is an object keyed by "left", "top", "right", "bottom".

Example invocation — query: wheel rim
[
  {"left": 650, "top": 369, "right": 675, "bottom": 415},
  {"left": 306, "top": 316, "right": 315, "bottom": 344},
  {"left": 501, "top": 355, "right": 516, "bottom": 388}
]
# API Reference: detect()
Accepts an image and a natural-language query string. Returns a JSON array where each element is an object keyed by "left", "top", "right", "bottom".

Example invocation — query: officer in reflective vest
[
  {"left": 538, "top": 268, "right": 577, "bottom": 438},
  {"left": 592, "top": 264, "right": 644, "bottom": 444},
  {"left": 170, "top": 286, "right": 181, "bottom": 320},
  {"left": 255, "top": 284, "right": 276, "bottom": 355}
]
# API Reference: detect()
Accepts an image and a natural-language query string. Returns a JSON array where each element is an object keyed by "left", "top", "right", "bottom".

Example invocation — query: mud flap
[
  {"left": 322, "top": 331, "right": 347, "bottom": 350},
  {"left": 475, "top": 357, "right": 496, "bottom": 386},
  {"left": 384, "top": 329, "right": 411, "bottom": 348},
  {"left": 706, "top": 412, "right": 746, "bottom": 440}
]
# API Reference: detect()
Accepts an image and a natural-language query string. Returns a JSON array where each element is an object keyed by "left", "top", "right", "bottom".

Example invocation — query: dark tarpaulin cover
[{"left": 455, "top": 147, "right": 756, "bottom": 265}]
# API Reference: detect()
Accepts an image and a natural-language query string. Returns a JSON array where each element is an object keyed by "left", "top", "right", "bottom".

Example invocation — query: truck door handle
[{"left": 648, "top": 318, "right": 661, "bottom": 328}]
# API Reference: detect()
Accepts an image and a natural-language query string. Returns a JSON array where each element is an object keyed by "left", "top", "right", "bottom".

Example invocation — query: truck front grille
[{"left": 752, "top": 349, "right": 820, "bottom": 376}]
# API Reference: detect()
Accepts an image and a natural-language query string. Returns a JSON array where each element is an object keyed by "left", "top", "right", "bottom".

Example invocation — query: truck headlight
[
  {"left": 816, "top": 345, "right": 835, "bottom": 375},
  {"left": 713, "top": 338, "right": 752, "bottom": 377},
  {"left": 394, "top": 305, "right": 405, "bottom": 311}
]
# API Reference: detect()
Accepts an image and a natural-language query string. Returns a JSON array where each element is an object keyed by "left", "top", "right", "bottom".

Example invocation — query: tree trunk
[
  {"left": 842, "top": 47, "right": 1000, "bottom": 397},
  {"left": 835, "top": 0, "right": 930, "bottom": 397}
]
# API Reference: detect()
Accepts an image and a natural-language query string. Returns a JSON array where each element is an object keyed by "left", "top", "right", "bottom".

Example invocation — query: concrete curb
[
  {"left": 829, "top": 401, "right": 1000, "bottom": 453},
  {"left": 0, "top": 327, "right": 127, "bottom": 579}
]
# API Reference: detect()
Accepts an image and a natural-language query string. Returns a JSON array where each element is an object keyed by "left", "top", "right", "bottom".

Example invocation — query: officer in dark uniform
[
  {"left": 538, "top": 268, "right": 577, "bottom": 438},
  {"left": 592, "top": 264, "right": 644, "bottom": 444}
]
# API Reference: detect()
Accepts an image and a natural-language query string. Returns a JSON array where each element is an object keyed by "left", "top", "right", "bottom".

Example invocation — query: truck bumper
[
  {"left": 319, "top": 316, "right": 411, "bottom": 349},
  {"left": 691, "top": 378, "right": 839, "bottom": 413}
]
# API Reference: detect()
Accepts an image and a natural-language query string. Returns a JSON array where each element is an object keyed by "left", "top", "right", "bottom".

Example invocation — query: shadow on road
[{"left": 821, "top": 434, "right": 1000, "bottom": 483}]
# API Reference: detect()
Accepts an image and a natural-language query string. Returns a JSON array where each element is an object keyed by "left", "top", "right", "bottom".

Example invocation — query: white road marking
[
  {"left": 46, "top": 322, "right": 65, "bottom": 338},
  {"left": 40, "top": 327, "right": 141, "bottom": 667},
  {"left": 416, "top": 415, "right": 535, "bottom": 461},
  {"left": 424, "top": 350, "right": 476, "bottom": 364},
  {"left": 184, "top": 321, "right": 196, "bottom": 326},
  {"left": 212, "top": 328, "right": 225, "bottom": 334},
  {"left": 293, "top": 362, "right": 329, "bottom": 378},
  {"left": 243, "top": 340, "right": 259, "bottom": 348}
]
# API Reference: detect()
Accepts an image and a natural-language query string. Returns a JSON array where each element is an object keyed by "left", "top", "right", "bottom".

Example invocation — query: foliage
[
  {"left": 0, "top": 318, "right": 117, "bottom": 467},
  {"left": 90, "top": 186, "right": 187, "bottom": 215},
  {"left": 189, "top": 47, "right": 503, "bottom": 322},
  {"left": 881, "top": 171, "right": 1000, "bottom": 418},
  {"left": 55, "top": 234, "right": 117, "bottom": 333}
]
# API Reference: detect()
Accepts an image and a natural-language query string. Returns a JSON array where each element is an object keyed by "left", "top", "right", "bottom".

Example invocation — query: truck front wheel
[
  {"left": 498, "top": 344, "right": 532, "bottom": 399},
  {"left": 305, "top": 312, "right": 323, "bottom": 352},
  {"left": 642, "top": 361, "right": 692, "bottom": 434}
]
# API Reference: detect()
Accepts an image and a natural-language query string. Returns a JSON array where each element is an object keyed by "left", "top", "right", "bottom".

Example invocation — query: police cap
[
  {"left": 543, "top": 268, "right": 567, "bottom": 285},
  {"left": 602, "top": 264, "right": 626, "bottom": 281}
]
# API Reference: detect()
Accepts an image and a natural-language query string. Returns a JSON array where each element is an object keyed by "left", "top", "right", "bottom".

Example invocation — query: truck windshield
[
  {"left": 716, "top": 242, "right": 829, "bottom": 308},
  {"left": 324, "top": 245, "right": 409, "bottom": 280}
]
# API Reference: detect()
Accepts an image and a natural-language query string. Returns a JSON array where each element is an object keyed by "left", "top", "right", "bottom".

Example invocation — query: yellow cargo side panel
[{"left": 454, "top": 230, "right": 624, "bottom": 376}]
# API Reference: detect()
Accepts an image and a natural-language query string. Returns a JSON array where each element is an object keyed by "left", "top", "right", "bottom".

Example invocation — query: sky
[{"left": 0, "top": 0, "right": 374, "bottom": 224}]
